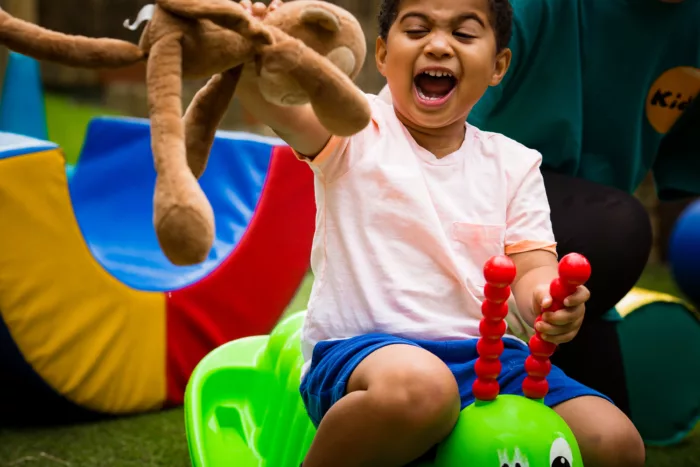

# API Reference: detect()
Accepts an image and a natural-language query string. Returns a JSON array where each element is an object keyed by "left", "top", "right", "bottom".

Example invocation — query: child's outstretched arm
[
  {"left": 510, "top": 250, "right": 589, "bottom": 344},
  {"left": 236, "top": 0, "right": 331, "bottom": 158},
  {"left": 236, "top": 64, "right": 332, "bottom": 158}
]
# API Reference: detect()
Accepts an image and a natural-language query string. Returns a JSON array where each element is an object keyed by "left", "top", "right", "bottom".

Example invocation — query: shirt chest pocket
[{"left": 451, "top": 222, "right": 506, "bottom": 293}]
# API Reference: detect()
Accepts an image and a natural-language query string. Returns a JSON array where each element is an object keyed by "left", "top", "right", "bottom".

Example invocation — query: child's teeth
[
  {"left": 417, "top": 89, "right": 440, "bottom": 101},
  {"left": 423, "top": 70, "right": 452, "bottom": 77}
]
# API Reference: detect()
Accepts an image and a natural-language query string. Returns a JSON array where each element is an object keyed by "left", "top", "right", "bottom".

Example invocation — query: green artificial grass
[
  {"left": 1, "top": 266, "right": 698, "bottom": 466},
  {"left": 45, "top": 93, "right": 119, "bottom": 165},
  {"left": 1, "top": 94, "right": 697, "bottom": 466}
]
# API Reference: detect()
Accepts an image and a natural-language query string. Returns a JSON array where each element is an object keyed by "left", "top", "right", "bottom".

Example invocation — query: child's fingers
[
  {"left": 539, "top": 328, "right": 580, "bottom": 345},
  {"left": 240, "top": 0, "right": 253, "bottom": 12},
  {"left": 536, "top": 318, "right": 576, "bottom": 334},
  {"left": 563, "top": 285, "right": 590, "bottom": 307},
  {"left": 269, "top": 0, "right": 283, "bottom": 10},
  {"left": 535, "top": 317, "right": 583, "bottom": 341},
  {"left": 252, "top": 1, "right": 267, "bottom": 17},
  {"left": 541, "top": 306, "right": 584, "bottom": 325},
  {"left": 532, "top": 284, "right": 551, "bottom": 313}
]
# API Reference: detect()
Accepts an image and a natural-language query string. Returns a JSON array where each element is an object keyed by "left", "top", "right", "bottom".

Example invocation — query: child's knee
[
  {"left": 369, "top": 360, "right": 460, "bottom": 437},
  {"left": 587, "top": 423, "right": 645, "bottom": 467},
  {"left": 555, "top": 396, "right": 645, "bottom": 467}
]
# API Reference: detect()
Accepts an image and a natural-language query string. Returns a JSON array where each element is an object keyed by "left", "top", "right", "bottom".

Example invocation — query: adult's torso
[{"left": 468, "top": 0, "right": 700, "bottom": 193}]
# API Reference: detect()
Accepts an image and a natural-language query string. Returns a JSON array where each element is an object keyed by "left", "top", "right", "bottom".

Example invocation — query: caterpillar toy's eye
[{"left": 550, "top": 437, "right": 573, "bottom": 467}]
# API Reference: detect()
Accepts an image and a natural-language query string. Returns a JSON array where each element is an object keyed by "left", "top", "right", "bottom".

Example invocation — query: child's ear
[
  {"left": 375, "top": 36, "right": 388, "bottom": 77},
  {"left": 490, "top": 47, "right": 512, "bottom": 86}
]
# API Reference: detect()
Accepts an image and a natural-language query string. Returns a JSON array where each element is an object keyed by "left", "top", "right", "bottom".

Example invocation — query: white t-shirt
[{"left": 295, "top": 93, "right": 557, "bottom": 369}]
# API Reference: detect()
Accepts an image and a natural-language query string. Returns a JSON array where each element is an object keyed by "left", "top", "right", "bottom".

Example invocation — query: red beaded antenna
[
  {"left": 522, "top": 253, "right": 592, "bottom": 400},
  {"left": 473, "top": 255, "right": 517, "bottom": 401}
]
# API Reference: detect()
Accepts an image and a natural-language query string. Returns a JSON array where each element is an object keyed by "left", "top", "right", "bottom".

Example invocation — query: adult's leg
[
  {"left": 542, "top": 170, "right": 653, "bottom": 416},
  {"left": 555, "top": 396, "right": 645, "bottom": 467},
  {"left": 302, "top": 344, "right": 461, "bottom": 467}
]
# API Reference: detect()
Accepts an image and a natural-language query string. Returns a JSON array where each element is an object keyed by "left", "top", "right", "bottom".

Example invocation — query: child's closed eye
[
  {"left": 453, "top": 31, "right": 476, "bottom": 40},
  {"left": 405, "top": 28, "right": 429, "bottom": 38}
]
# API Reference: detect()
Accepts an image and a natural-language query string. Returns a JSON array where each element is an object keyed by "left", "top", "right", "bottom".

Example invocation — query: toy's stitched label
[{"left": 124, "top": 4, "right": 155, "bottom": 31}]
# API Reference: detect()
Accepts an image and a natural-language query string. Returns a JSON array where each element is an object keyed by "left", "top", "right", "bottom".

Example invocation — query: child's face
[{"left": 376, "top": 0, "right": 511, "bottom": 130}]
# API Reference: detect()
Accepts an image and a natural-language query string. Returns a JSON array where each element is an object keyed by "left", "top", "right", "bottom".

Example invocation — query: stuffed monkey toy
[{"left": 0, "top": 0, "right": 370, "bottom": 265}]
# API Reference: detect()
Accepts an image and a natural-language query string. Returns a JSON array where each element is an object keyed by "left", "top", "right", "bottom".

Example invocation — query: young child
[{"left": 237, "top": 0, "right": 645, "bottom": 466}]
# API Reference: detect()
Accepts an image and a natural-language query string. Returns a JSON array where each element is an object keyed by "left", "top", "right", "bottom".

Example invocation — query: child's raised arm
[{"left": 235, "top": 66, "right": 332, "bottom": 158}]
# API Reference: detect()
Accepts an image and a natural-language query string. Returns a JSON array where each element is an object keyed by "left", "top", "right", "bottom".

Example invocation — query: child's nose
[{"left": 424, "top": 33, "right": 454, "bottom": 59}]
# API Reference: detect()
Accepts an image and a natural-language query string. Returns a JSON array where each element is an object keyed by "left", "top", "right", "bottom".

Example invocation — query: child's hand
[
  {"left": 531, "top": 283, "right": 590, "bottom": 344},
  {"left": 240, "top": 0, "right": 282, "bottom": 20}
]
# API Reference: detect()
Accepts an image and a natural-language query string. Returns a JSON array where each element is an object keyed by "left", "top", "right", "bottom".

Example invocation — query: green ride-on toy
[{"left": 184, "top": 254, "right": 590, "bottom": 466}]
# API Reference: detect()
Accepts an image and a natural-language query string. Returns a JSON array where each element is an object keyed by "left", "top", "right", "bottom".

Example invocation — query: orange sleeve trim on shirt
[{"left": 505, "top": 240, "right": 558, "bottom": 256}]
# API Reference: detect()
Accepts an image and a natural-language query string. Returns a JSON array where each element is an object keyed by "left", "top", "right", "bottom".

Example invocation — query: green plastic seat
[
  {"left": 184, "top": 311, "right": 316, "bottom": 467},
  {"left": 184, "top": 310, "right": 582, "bottom": 467}
]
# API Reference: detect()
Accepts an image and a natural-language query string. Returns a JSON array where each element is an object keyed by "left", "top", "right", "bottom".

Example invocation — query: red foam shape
[{"left": 164, "top": 146, "right": 316, "bottom": 405}]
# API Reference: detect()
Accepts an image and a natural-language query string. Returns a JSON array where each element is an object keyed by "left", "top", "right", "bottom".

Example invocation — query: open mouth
[{"left": 413, "top": 69, "right": 458, "bottom": 106}]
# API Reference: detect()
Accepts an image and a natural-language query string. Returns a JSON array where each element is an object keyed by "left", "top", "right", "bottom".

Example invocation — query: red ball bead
[
  {"left": 549, "top": 277, "right": 574, "bottom": 302},
  {"left": 481, "top": 300, "right": 509, "bottom": 320},
  {"left": 477, "top": 336, "right": 504, "bottom": 359},
  {"left": 528, "top": 334, "right": 557, "bottom": 357},
  {"left": 559, "top": 253, "right": 591, "bottom": 286},
  {"left": 479, "top": 318, "right": 507, "bottom": 339},
  {"left": 522, "top": 376, "right": 549, "bottom": 399},
  {"left": 524, "top": 355, "right": 552, "bottom": 378},
  {"left": 483, "top": 255, "right": 516, "bottom": 286},
  {"left": 475, "top": 357, "right": 502, "bottom": 379},
  {"left": 473, "top": 378, "right": 499, "bottom": 401},
  {"left": 484, "top": 284, "right": 511, "bottom": 303}
]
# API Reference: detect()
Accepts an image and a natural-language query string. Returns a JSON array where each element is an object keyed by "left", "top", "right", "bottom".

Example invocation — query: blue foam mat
[{"left": 67, "top": 117, "right": 283, "bottom": 291}]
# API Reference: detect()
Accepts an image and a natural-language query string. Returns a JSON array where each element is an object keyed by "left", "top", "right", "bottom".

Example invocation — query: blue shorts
[{"left": 299, "top": 333, "right": 612, "bottom": 427}]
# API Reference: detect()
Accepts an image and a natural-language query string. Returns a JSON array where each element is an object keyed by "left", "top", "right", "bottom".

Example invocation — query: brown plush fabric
[
  {"left": 184, "top": 67, "right": 243, "bottom": 179},
  {"left": 0, "top": 9, "right": 143, "bottom": 67},
  {"left": 0, "top": 0, "right": 370, "bottom": 265}
]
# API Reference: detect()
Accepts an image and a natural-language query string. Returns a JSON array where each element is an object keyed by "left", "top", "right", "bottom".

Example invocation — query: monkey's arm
[
  {"left": 260, "top": 39, "right": 371, "bottom": 137},
  {"left": 0, "top": 9, "right": 143, "bottom": 68},
  {"left": 183, "top": 66, "right": 242, "bottom": 178}
]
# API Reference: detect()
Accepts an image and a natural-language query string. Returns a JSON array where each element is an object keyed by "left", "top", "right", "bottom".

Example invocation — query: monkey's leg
[
  {"left": 0, "top": 9, "right": 143, "bottom": 68},
  {"left": 147, "top": 34, "right": 215, "bottom": 265},
  {"left": 261, "top": 40, "right": 371, "bottom": 136},
  {"left": 183, "top": 66, "right": 242, "bottom": 178},
  {"left": 158, "top": 0, "right": 271, "bottom": 43}
]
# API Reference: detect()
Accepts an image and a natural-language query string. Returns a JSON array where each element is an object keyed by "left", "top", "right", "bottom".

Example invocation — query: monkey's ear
[{"left": 300, "top": 6, "right": 340, "bottom": 32}]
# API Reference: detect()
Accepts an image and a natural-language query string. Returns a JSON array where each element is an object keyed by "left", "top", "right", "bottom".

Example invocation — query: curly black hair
[{"left": 378, "top": 0, "right": 513, "bottom": 52}]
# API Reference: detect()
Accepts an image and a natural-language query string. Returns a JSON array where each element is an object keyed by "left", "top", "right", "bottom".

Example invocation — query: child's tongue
[{"left": 415, "top": 74, "right": 454, "bottom": 98}]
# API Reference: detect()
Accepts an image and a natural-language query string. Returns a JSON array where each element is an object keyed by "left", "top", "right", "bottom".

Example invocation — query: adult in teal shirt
[{"left": 466, "top": 0, "right": 700, "bottom": 416}]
